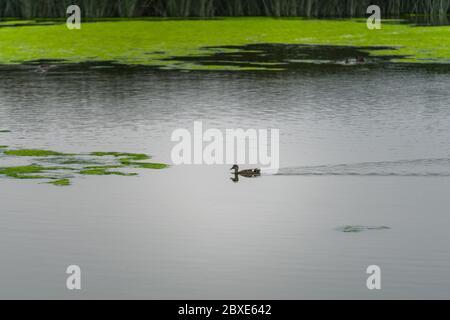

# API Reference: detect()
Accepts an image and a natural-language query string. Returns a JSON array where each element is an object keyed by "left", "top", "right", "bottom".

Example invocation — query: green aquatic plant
[
  {"left": 90, "top": 151, "right": 167, "bottom": 168},
  {"left": 128, "top": 162, "right": 168, "bottom": 169},
  {"left": 0, "top": 148, "right": 168, "bottom": 186},
  {"left": 7, "top": 174, "right": 50, "bottom": 179},
  {"left": 84, "top": 165, "right": 125, "bottom": 169},
  {"left": 91, "top": 152, "right": 151, "bottom": 161},
  {"left": 0, "top": 164, "right": 47, "bottom": 175},
  {"left": 0, "top": 164, "right": 61, "bottom": 179},
  {"left": 0, "top": 18, "right": 450, "bottom": 69},
  {"left": 47, "top": 179, "right": 71, "bottom": 186},
  {"left": 41, "top": 156, "right": 104, "bottom": 166},
  {"left": 4, "top": 149, "right": 71, "bottom": 157},
  {"left": 79, "top": 168, "right": 138, "bottom": 176}
]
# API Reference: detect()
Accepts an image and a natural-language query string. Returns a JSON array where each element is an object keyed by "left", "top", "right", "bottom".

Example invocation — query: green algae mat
[
  {"left": 0, "top": 18, "right": 449, "bottom": 70},
  {"left": 0, "top": 147, "right": 168, "bottom": 186}
]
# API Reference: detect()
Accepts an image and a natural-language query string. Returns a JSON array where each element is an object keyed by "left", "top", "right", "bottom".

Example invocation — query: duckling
[{"left": 230, "top": 165, "right": 261, "bottom": 178}]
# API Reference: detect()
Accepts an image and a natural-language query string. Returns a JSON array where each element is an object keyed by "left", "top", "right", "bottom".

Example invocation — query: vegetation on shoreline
[
  {"left": 0, "top": 18, "right": 449, "bottom": 69},
  {"left": 0, "top": 148, "right": 168, "bottom": 186},
  {"left": 0, "top": 0, "right": 449, "bottom": 18}
]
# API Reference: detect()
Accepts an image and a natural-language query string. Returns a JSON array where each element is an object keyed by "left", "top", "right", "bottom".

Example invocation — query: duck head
[{"left": 230, "top": 164, "right": 239, "bottom": 172}]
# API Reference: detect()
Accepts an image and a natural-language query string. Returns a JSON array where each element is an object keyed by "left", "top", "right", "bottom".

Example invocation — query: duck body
[
  {"left": 36, "top": 64, "right": 49, "bottom": 73},
  {"left": 230, "top": 165, "right": 261, "bottom": 178},
  {"left": 343, "top": 56, "right": 366, "bottom": 66}
]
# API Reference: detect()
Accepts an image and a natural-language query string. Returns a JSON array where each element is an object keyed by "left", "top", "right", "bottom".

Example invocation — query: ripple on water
[{"left": 337, "top": 225, "right": 391, "bottom": 233}]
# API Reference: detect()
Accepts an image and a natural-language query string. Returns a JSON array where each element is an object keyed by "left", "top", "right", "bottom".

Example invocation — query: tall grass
[{"left": 0, "top": 0, "right": 449, "bottom": 18}]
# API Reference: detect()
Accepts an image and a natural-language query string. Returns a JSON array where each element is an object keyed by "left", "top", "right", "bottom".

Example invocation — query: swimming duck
[
  {"left": 36, "top": 64, "right": 49, "bottom": 73},
  {"left": 343, "top": 56, "right": 366, "bottom": 65},
  {"left": 356, "top": 56, "right": 366, "bottom": 64},
  {"left": 230, "top": 165, "right": 261, "bottom": 178}
]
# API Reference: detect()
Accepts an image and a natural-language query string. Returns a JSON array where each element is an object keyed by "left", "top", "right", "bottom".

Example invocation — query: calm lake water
[{"left": 1, "top": 64, "right": 450, "bottom": 299}]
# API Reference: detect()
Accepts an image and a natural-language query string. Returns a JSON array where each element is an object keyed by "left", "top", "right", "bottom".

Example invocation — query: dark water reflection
[
  {"left": 168, "top": 44, "right": 407, "bottom": 70},
  {"left": 1, "top": 65, "right": 450, "bottom": 298}
]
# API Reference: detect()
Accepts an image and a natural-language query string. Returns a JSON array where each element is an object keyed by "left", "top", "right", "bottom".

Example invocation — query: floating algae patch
[
  {"left": 0, "top": 165, "right": 64, "bottom": 180},
  {"left": 90, "top": 151, "right": 167, "bottom": 168},
  {"left": 41, "top": 156, "right": 104, "bottom": 166},
  {"left": 130, "top": 162, "right": 168, "bottom": 169},
  {"left": 337, "top": 225, "right": 391, "bottom": 233},
  {"left": 4, "top": 149, "right": 72, "bottom": 157},
  {"left": 84, "top": 165, "right": 125, "bottom": 170},
  {"left": 91, "top": 152, "right": 151, "bottom": 161},
  {"left": 47, "top": 179, "right": 71, "bottom": 187},
  {"left": 79, "top": 167, "right": 138, "bottom": 176},
  {"left": 1, "top": 18, "right": 450, "bottom": 69},
  {"left": 0, "top": 148, "right": 168, "bottom": 186}
]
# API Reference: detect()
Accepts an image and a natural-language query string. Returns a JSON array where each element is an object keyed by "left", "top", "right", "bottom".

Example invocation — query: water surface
[{"left": 1, "top": 65, "right": 450, "bottom": 299}]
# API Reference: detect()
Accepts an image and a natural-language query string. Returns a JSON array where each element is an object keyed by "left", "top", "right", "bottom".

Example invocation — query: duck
[
  {"left": 343, "top": 56, "right": 366, "bottom": 66},
  {"left": 36, "top": 64, "right": 49, "bottom": 73},
  {"left": 230, "top": 165, "right": 261, "bottom": 178}
]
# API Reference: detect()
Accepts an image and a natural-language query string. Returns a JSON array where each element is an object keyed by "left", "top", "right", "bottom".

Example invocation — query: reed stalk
[{"left": 0, "top": 0, "right": 449, "bottom": 18}]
